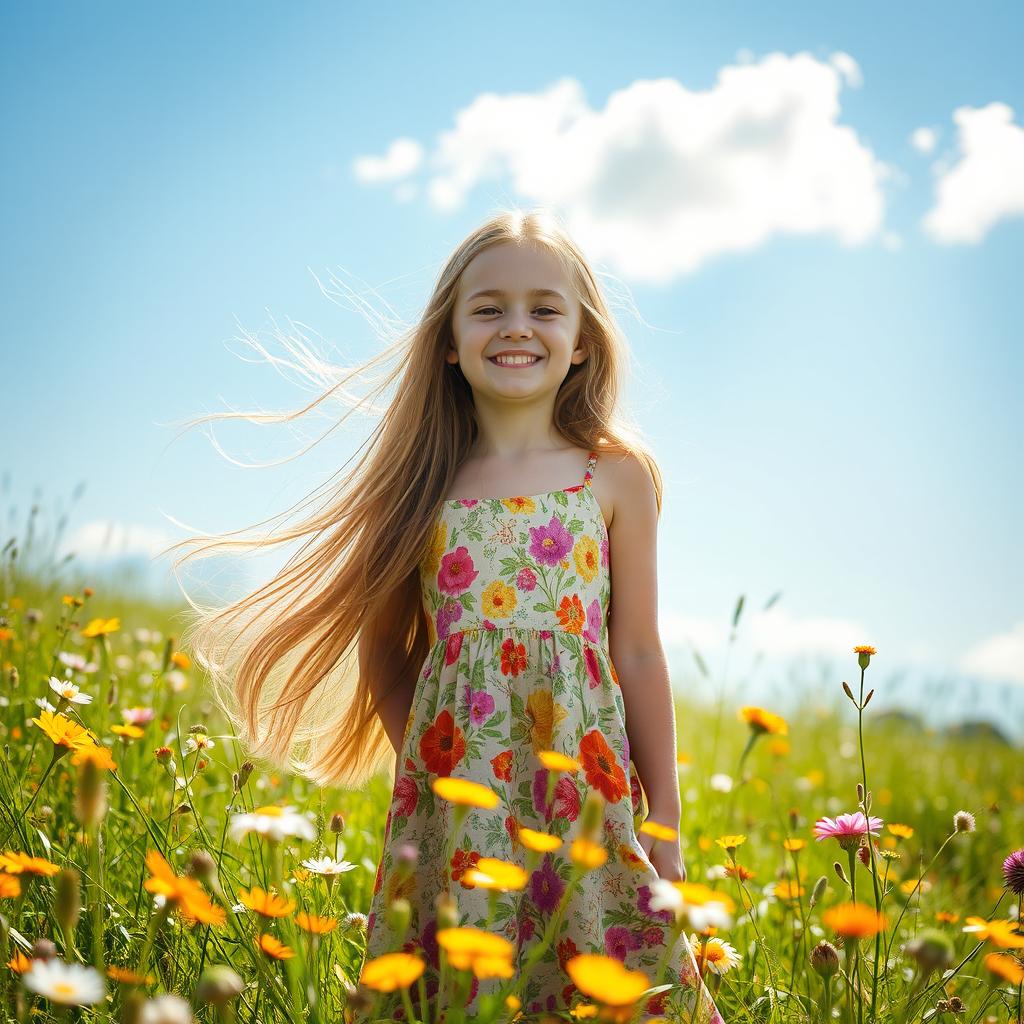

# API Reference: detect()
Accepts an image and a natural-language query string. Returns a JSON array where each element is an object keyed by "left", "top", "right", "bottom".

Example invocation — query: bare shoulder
[{"left": 597, "top": 448, "right": 658, "bottom": 530}]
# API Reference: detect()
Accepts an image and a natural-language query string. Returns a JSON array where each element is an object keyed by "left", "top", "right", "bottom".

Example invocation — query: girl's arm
[
  {"left": 606, "top": 455, "right": 682, "bottom": 827},
  {"left": 358, "top": 572, "right": 422, "bottom": 756}
]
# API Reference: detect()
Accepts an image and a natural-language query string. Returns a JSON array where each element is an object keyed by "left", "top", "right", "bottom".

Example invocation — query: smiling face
[{"left": 448, "top": 241, "right": 586, "bottom": 399}]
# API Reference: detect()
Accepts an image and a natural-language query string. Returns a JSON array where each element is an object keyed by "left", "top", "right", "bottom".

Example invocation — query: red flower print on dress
[
  {"left": 504, "top": 814, "right": 519, "bottom": 848},
  {"left": 450, "top": 847, "right": 481, "bottom": 888},
  {"left": 393, "top": 776, "right": 418, "bottom": 818},
  {"left": 491, "top": 749, "right": 513, "bottom": 782},
  {"left": 556, "top": 593, "right": 585, "bottom": 633},
  {"left": 419, "top": 708, "right": 466, "bottom": 776},
  {"left": 583, "top": 643, "right": 602, "bottom": 690},
  {"left": 500, "top": 637, "right": 528, "bottom": 677},
  {"left": 579, "top": 729, "right": 629, "bottom": 803},
  {"left": 437, "top": 546, "right": 479, "bottom": 595},
  {"left": 556, "top": 936, "right": 580, "bottom": 971},
  {"left": 444, "top": 631, "right": 464, "bottom": 666}
]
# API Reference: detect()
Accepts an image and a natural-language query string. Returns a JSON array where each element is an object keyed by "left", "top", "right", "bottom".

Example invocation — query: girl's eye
[{"left": 473, "top": 306, "right": 559, "bottom": 316}]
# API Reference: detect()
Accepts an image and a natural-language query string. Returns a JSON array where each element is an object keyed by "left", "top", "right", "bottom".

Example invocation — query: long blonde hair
[{"left": 161, "top": 207, "right": 663, "bottom": 790}]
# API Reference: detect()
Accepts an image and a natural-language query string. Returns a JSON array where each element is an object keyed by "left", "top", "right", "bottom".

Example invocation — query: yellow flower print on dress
[
  {"left": 526, "top": 689, "right": 568, "bottom": 754},
  {"left": 482, "top": 579, "right": 517, "bottom": 619},
  {"left": 573, "top": 534, "right": 601, "bottom": 584}
]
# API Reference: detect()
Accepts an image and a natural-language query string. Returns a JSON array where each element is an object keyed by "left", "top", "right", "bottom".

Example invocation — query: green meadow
[{"left": 0, "top": 526, "right": 1021, "bottom": 1024}]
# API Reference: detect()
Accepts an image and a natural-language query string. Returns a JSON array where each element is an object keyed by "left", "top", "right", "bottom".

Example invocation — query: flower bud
[
  {"left": 237, "top": 761, "right": 254, "bottom": 789},
  {"left": 810, "top": 939, "right": 840, "bottom": 977},
  {"left": 30, "top": 938, "right": 57, "bottom": 961},
  {"left": 329, "top": 811, "right": 346, "bottom": 834},
  {"left": 953, "top": 810, "right": 976, "bottom": 833},
  {"left": 833, "top": 861, "right": 848, "bottom": 885},
  {"left": 385, "top": 897, "right": 411, "bottom": 935},
  {"left": 435, "top": 892, "right": 459, "bottom": 930},
  {"left": 904, "top": 928, "right": 955, "bottom": 975},
  {"left": 809, "top": 875, "right": 828, "bottom": 909},
  {"left": 75, "top": 756, "right": 107, "bottom": 828},
  {"left": 186, "top": 850, "right": 217, "bottom": 883},
  {"left": 55, "top": 868, "right": 81, "bottom": 934},
  {"left": 196, "top": 965, "right": 245, "bottom": 1005}
]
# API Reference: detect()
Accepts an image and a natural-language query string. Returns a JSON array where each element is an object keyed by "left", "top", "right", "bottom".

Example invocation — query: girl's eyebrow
[{"left": 465, "top": 288, "right": 567, "bottom": 303}]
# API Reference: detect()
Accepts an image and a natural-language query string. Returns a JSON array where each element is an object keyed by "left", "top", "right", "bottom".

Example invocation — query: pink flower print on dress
[
  {"left": 437, "top": 545, "right": 479, "bottom": 595},
  {"left": 528, "top": 516, "right": 574, "bottom": 567},
  {"left": 605, "top": 924, "right": 644, "bottom": 962},
  {"left": 463, "top": 683, "right": 496, "bottom": 726},
  {"left": 436, "top": 598, "right": 464, "bottom": 641},
  {"left": 516, "top": 566, "right": 538, "bottom": 591},
  {"left": 583, "top": 643, "right": 602, "bottom": 690}
]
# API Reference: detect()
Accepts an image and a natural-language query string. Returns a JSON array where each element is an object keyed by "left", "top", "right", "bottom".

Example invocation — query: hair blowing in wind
[{"left": 160, "top": 207, "right": 662, "bottom": 790}]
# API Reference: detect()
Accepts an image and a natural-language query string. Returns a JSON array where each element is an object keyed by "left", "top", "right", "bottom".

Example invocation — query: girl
[{"left": 171, "top": 210, "right": 724, "bottom": 1023}]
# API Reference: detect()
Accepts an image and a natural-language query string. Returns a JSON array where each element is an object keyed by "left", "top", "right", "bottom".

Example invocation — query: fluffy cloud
[
  {"left": 352, "top": 137, "right": 424, "bottom": 184},
  {"left": 957, "top": 621, "right": 1024, "bottom": 685},
  {"left": 353, "top": 51, "right": 889, "bottom": 282},
  {"left": 59, "top": 521, "right": 176, "bottom": 563},
  {"left": 920, "top": 102, "right": 1024, "bottom": 244}
]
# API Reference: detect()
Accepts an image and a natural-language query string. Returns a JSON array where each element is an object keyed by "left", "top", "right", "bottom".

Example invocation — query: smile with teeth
[{"left": 490, "top": 354, "right": 542, "bottom": 367}]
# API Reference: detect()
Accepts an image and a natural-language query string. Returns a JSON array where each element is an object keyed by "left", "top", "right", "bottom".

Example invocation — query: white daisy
[
  {"left": 34, "top": 697, "right": 57, "bottom": 713},
  {"left": 22, "top": 958, "right": 106, "bottom": 1005},
  {"left": 228, "top": 805, "right": 315, "bottom": 844},
  {"left": 300, "top": 856, "right": 357, "bottom": 876},
  {"left": 648, "top": 878, "right": 685, "bottom": 920},
  {"left": 184, "top": 733, "right": 215, "bottom": 755},
  {"left": 686, "top": 899, "right": 734, "bottom": 933},
  {"left": 688, "top": 933, "right": 743, "bottom": 975},
  {"left": 708, "top": 773, "right": 734, "bottom": 793},
  {"left": 140, "top": 994, "right": 194, "bottom": 1024},
  {"left": 48, "top": 676, "right": 93, "bottom": 705}
]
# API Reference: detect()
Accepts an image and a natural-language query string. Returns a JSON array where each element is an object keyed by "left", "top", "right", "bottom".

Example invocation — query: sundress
[{"left": 358, "top": 451, "right": 724, "bottom": 1024}]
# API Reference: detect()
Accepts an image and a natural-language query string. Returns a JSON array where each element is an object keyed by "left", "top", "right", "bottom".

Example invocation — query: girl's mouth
[{"left": 489, "top": 355, "right": 543, "bottom": 368}]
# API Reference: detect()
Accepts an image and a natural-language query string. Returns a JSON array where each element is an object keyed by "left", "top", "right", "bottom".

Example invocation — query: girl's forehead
[{"left": 458, "top": 243, "right": 574, "bottom": 298}]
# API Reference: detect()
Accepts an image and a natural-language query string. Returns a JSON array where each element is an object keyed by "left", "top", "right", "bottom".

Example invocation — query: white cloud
[
  {"left": 351, "top": 137, "right": 424, "bottom": 183},
  {"left": 910, "top": 126, "right": 938, "bottom": 154},
  {"left": 921, "top": 102, "right": 1024, "bottom": 244},
  {"left": 354, "top": 52, "right": 889, "bottom": 282},
  {"left": 957, "top": 621, "right": 1024, "bottom": 685},
  {"left": 59, "top": 520, "right": 176, "bottom": 563}
]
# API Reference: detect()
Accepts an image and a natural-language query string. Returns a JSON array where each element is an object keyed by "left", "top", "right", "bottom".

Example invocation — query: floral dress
[{"left": 358, "top": 451, "right": 724, "bottom": 1023}]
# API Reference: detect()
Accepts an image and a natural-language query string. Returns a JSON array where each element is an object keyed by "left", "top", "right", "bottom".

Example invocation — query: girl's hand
[{"left": 638, "top": 825, "right": 688, "bottom": 882}]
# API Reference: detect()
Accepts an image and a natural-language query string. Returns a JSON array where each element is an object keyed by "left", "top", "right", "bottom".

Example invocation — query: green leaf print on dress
[{"left": 358, "top": 451, "right": 725, "bottom": 1023}]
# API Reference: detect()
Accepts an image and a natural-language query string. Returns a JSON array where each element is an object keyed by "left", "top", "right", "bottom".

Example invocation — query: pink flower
[
  {"left": 437, "top": 546, "right": 479, "bottom": 595},
  {"left": 813, "top": 811, "right": 884, "bottom": 851}
]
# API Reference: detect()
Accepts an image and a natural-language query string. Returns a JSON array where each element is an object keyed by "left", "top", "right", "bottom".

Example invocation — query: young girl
[{"left": 173, "top": 210, "right": 724, "bottom": 1023}]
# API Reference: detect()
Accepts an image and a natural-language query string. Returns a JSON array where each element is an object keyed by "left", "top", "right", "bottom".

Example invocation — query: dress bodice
[{"left": 418, "top": 451, "right": 611, "bottom": 650}]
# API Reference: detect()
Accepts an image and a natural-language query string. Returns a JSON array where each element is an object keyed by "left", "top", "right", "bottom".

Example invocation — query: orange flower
[
  {"left": 256, "top": 933, "right": 295, "bottom": 959},
  {"left": 0, "top": 874, "right": 22, "bottom": 898},
  {"left": 143, "top": 850, "right": 225, "bottom": 926},
  {"left": 419, "top": 709, "right": 466, "bottom": 776},
  {"left": 984, "top": 952, "right": 1024, "bottom": 984},
  {"left": 6, "top": 951, "right": 32, "bottom": 972},
  {"left": 71, "top": 745, "right": 117, "bottom": 771},
  {"left": 170, "top": 652, "right": 191, "bottom": 670},
  {"left": 0, "top": 852, "right": 60, "bottom": 876},
  {"left": 81, "top": 617, "right": 120, "bottom": 638},
  {"left": 29, "top": 710, "right": 97, "bottom": 754},
  {"left": 823, "top": 902, "right": 888, "bottom": 939},
  {"left": 296, "top": 912, "right": 337, "bottom": 934},
  {"left": 578, "top": 729, "right": 629, "bottom": 803},
  {"left": 106, "top": 965, "right": 154, "bottom": 985},
  {"left": 238, "top": 887, "right": 295, "bottom": 918},
  {"left": 739, "top": 706, "right": 788, "bottom": 736}
]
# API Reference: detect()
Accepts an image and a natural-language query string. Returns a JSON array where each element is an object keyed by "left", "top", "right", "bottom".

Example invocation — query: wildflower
[
  {"left": 900, "top": 878, "right": 932, "bottom": 896},
  {"left": 106, "top": 965, "right": 154, "bottom": 985},
  {"left": 437, "top": 927, "right": 515, "bottom": 980},
  {"left": 783, "top": 838, "right": 806, "bottom": 852},
  {"left": 570, "top": 837, "right": 608, "bottom": 870},
  {"left": 1002, "top": 848, "right": 1024, "bottom": 896},
  {"left": 47, "top": 677, "right": 92, "bottom": 705},
  {"left": 70, "top": 744, "right": 117, "bottom": 771},
  {"left": 822, "top": 902, "right": 888, "bottom": 939},
  {"left": 813, "top": 812, "right": 884, "bottom": 851},
  {"left": 300, "top": 856, "right": 357, "bottom": 876},
  {"left": 538, "top": 750, "right": 580, "bottom": 773},
  {"left": 237, "top": 887, "right": 295, "bottom": 918},
  {"left": 648, "top": 878, "right": 685, "bottom": 920},
  {"left": 22, "top": 958, "right": 106, "bottom": 1005},
  {"left": 228, "top": 806, "right": 315, "bottom": 844},
  {"left": 739, "top": 706, "right": 788, "bottom": 735},
  {"left": 984, "top": 951, "right": 1024, "bottom": 984},
  {"left": 57, "top": 652, "right": 96, "bottom": 673},
  {"left": 853, "top": 644, "right": 876, "bottom": 670},
  {"left": 143, "top": 850, "right": 226, "bottom": 926},
  {"left": 184, "top": 732, "right": 215, "bottom": 755},
  {"left": 170, "top": 652, "right": 191, "bottom": 670},
  {"left": 772, "top": 879, "right": 805, "bottom": 901},
  {"left": 0, "top": 852, "right": 60, "bottom": 877},
  {"left": 34, "top": 698, "right": 57, "bottom": 714},
  {"left": 359, "top": 951, "right": 425, "bottom": 992},
  {"left": 29, "top": 710, "right": 97, "bottom": 756},
  {"left": 431, "top": 776, "right": 500, "bottom": 809},
  {"left": 887, "top": 823, "right": 914, "bottom": 839},
  {"left": 952, "top": 810, "right": 976, "bottom": 833},
  {"left": 708, "top": 773, "right": 733, "bottom": 793},
  {"left": 139, "top": 993, "right": 194, "bottom": 1024},
  {"left": 810, "top": 940, "right": 840, "bottom": 977},
  {"left": 296, "top": 912, "right": 337, "bottom": 934},
  {"left": 640, "top": 821, "right": 679, "bottom": 843},
  {"left": 566, "top": 953, "right": 650, "bottom": 1008},
  {"left": 905, "top": 929, "right": 955, "bottom": 973},
  {"left": 7, "top": 951, "right": 32, "bottom": 972},
  {"left": 935, "top": 911, "right": 960, "bottom": 923},
  {"left": 962, "top": 917, "right": 1024, "bottom": 948},
  {"left": 111, "top": 724, "right": 145, "bottom": 741},
  {"left": 81, "top": 617, "right": 120, "bottom": 638},
  {"left": 255, "top": 934, "right": 294, "bottom": 960},
  {"left": 464, "top": 857, "right": 529, "bottom": 892},
  {"left": 714, "top": 834, "right": 746, "bottom": 852},
  {"left": 518, "top": 827, "right": 562, "bottom": 853},
  {"left": 724, "top": 862, "right": 756, "bottom": 881},
  {"left": 688, "top": 934, "right": 742, "bottom": 975},
  {"left": 121, "top": 707, "right": 156, "bottom": 726}
]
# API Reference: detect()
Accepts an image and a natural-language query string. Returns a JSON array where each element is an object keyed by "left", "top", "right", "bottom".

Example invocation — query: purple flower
[
  {"left": 583, "top": 597, "right": 603, "bottom": 644},
  {"left": 528, "top": 516, "right": 574, "bottom": 567},
  {"left": 463, "top": 683, "right": 495, "bottom": 726},
  {"left": 530, "top": 855, "right": 564, "bottom": 914},
  {"left": 604, "top": 924, "right": 642, "bottom": 961},
  {"left": 1003, "top": 848, "right": 1024, "bottom": 896},
  {"left": 435, "top": 599, "right": 464, "bottom": 641},
  {"left": 532, "top": 767, "right": 553, "bottom": 821}
]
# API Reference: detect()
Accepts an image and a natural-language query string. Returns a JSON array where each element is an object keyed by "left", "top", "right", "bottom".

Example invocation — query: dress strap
[{"left": 584, "top": 449, "right": 598, "bottom": 485}]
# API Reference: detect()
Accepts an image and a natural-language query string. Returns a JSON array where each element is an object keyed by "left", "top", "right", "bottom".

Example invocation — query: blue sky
[{"left": 2, "top": 2, "right": 1022, "bottom": 731}]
